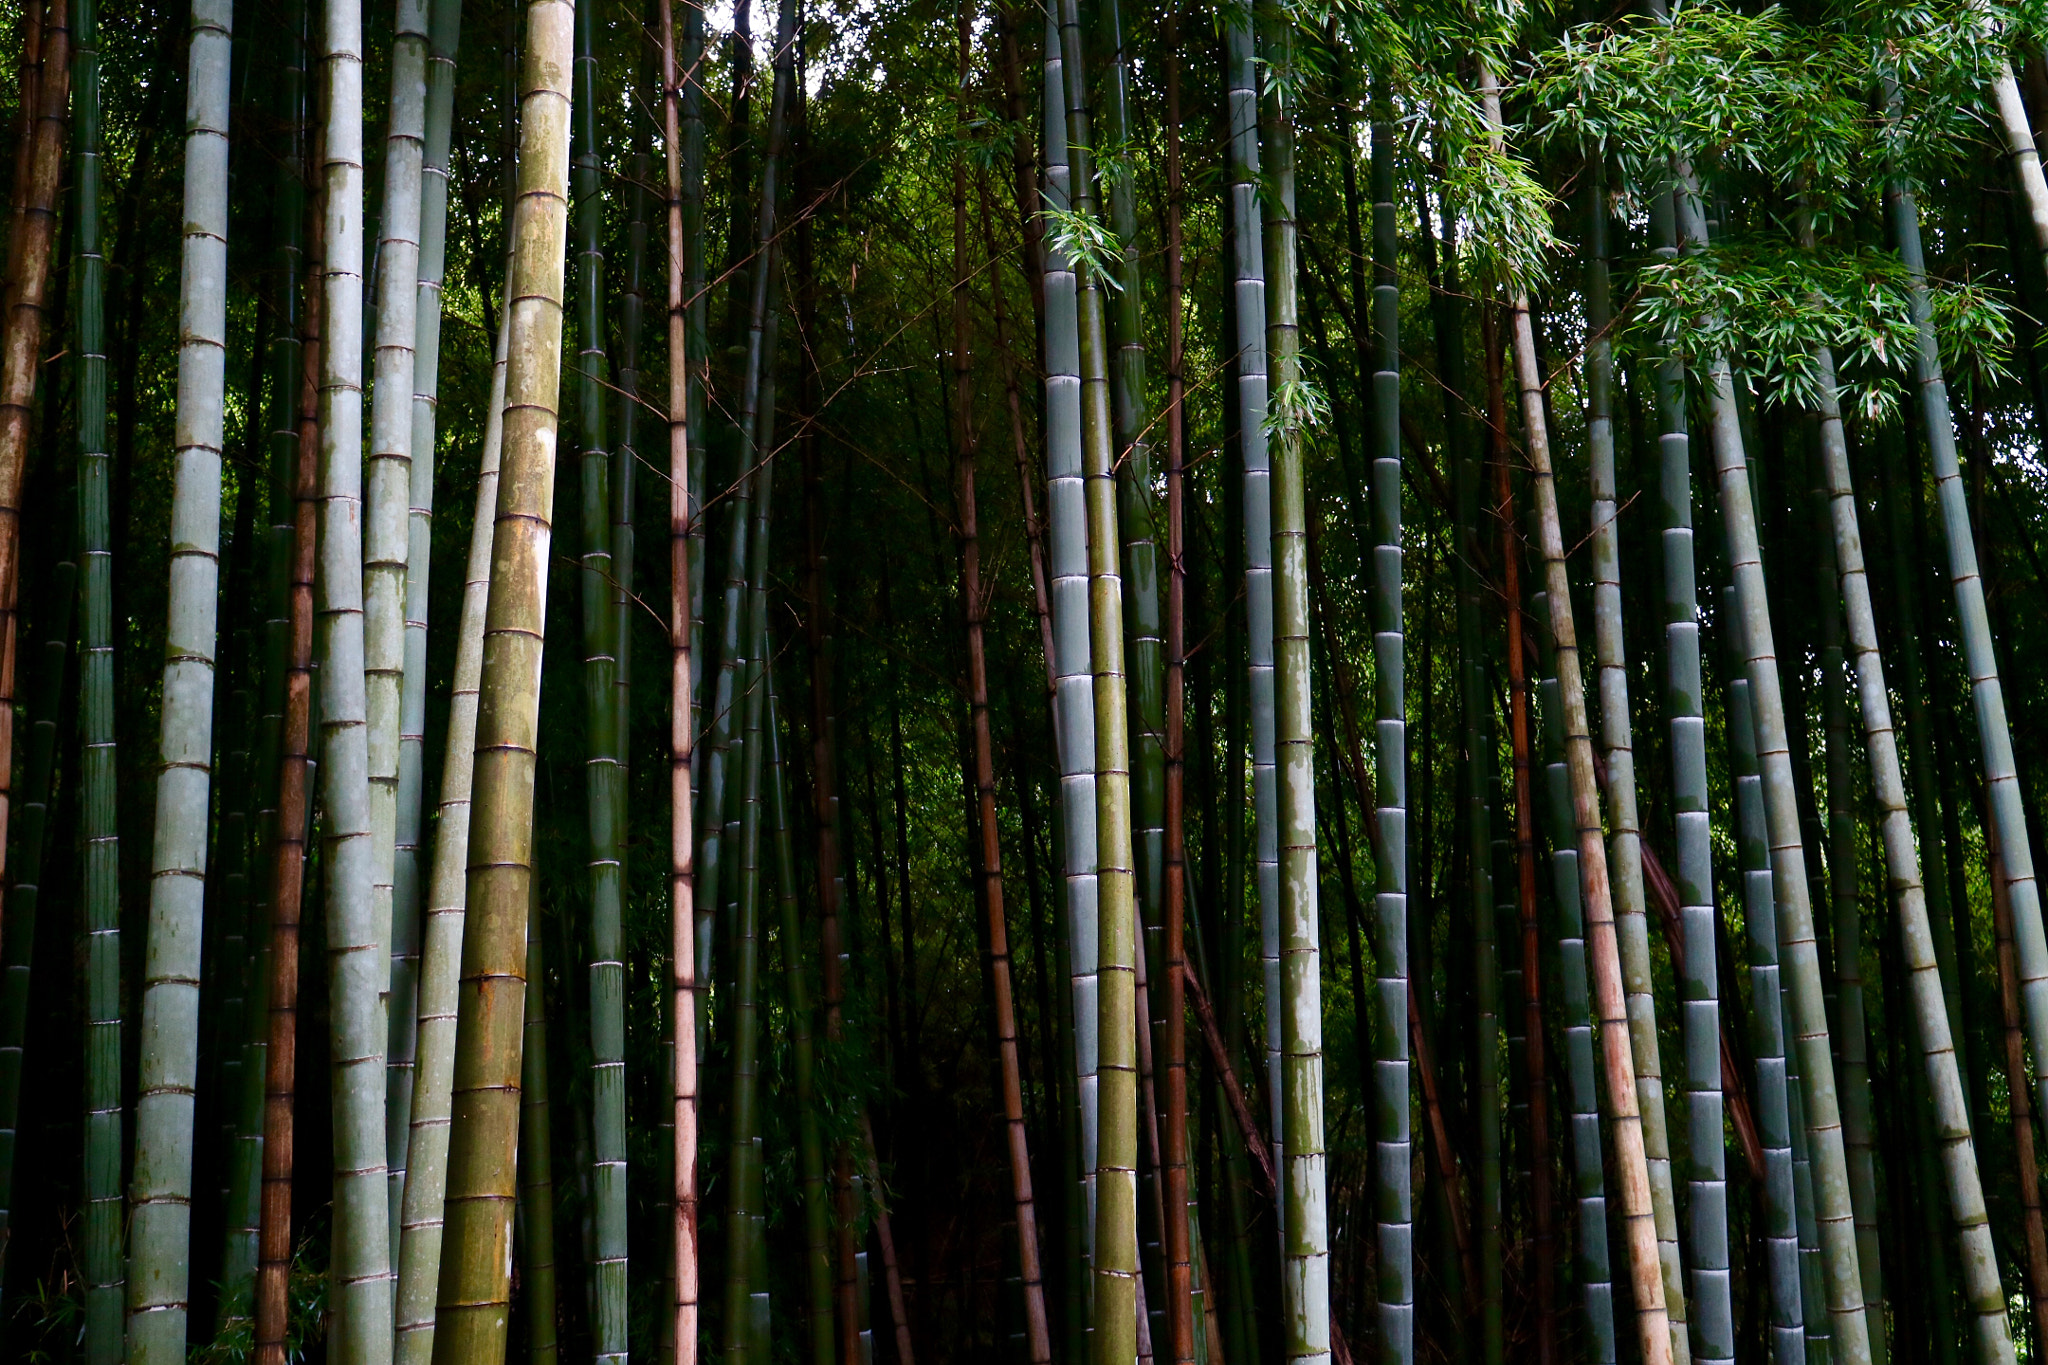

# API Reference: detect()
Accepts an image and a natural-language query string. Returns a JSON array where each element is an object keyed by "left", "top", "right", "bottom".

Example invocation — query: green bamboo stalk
[
  {"left": 1810, "top": 329, "right": 2012, "bottom": 1364},
  {"left": 429, "top": 0, "right": 572, "bottom": 1348},
  {"left": 393, "top": 282, "right": 505, "bottom": 1365},
  {"left": 1263, "top": 28, "right": 1328, "bottom": 1360},
  {"left": 64, "top": 0, "right": 117, "bottom": 1358},
  {"left": 571, "top": 0, "right": 628, "bottom": 1348},
  {"left": 318, "top": 0, "right": 394, "bottom": 1341},
  {"left": 366, "top": 0, "right": 431, "bottom": 1207},
  {"left": 1814, "top": 467, "right": 1883, "bottom": 1347},
  {"left": 1430, "top": 161, "right": 1503, "bottom": 1365},
  {"left": 1053, "top": 0, "right": 1136, "bottom": 1351},
  {"left": 1040, "top": 0, "right": 1100, "bottom": 1256},
  {"left": 521, "top": 881, "right": 560, "bottom": 1365},
  {"left": 1669, "top": 169, "right": 1868, "bottom": 1364},
  {"left": 387, "top": 0, "right": 463, "bottom": 1258},
  {"left": 1783, "top": 970, "right": 1832, "bottom": 1364},
  {"left": 1726, "top": 638, "right": 1809, "bottom": 1363},
  {"left": 1092, "top": 0, "right": 1166, "bottom": 1043},
  {"left": 1584, "top": 161, "right": 1689, "bottom": 1365},
  {"left": 126, "top": 0, "right": 233, "bottom": 1351},
  {"left": 1644, "top": 174, "right": 1731, "bottom": 1365},
  {"left": 766, "top": 678, "right": 839, "bottom": 1365},
  {"left": 722, "top": 458, "right": 774, "bottom": 1364},
  {"left": 1532, "top": 590, "right": 1618, "bottom": 1365},
  {"left": 1362, "top": 68, "right": 1410, "bottom": 1365},
  {"left": 1889, "top": 178, "right": 2048, "bottom": 1178}
]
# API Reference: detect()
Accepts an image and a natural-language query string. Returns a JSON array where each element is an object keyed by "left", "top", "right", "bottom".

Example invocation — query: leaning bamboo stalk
[
  {"left": 126, "top": 0, "right": 233, "bottom": 1352},
  {"left": 1481, "top": 61, "right": 1671, "bottom": 1363},
  {"left": 392, "top": 283, "right": 506, "bottom": 1365},
  {"left": 660, "top": 0, "right": 700, "bottom": 1349},
  {"left": 429, "top": 0, "right": 572, "bottom": 1349},
  {"left": 1889, "top": 179, "right": 2048, "bottom": 1175},
  {"left": 254, "top": 164, "right": 324, "bottom": 1365},
  {"left": 1811, "top": 337, "right": 2015, "bottom": 1365},
  {"left": 0, "top": 0, "right": 68, "bottom": 904},
  {"left": 387, "top": 0, "right": 463, "bottom": 1249}
]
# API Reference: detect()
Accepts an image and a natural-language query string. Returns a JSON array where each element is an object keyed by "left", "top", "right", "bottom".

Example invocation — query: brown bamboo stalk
[
  {"left": 0, "top": 0, "right": 69, "bottom": 899},
  {"left": 3, "top": 0, "right": 45, "bottom": 315},
  {"left": 661, "top": 0, "right": 700, "bottom": 1353},
  {"left": 1992, "top": 818, "right": 2048, "bottom": 1334},
  {"left": 1160, "top": 8, "right": 1194, "bottom": 1359},
  {"left": 953, "top": 32, "right": 1049, "bottom": 1348},
  {"left": 254, "top": 135, "right": 324, "bottom": 1365}
]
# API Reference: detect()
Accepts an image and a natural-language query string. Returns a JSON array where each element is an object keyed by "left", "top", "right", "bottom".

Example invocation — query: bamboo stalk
[
  {"left": 520, "top": 881, "right": 560, "bottom": 1365},
  {"left": 429, "top": 0, "right": 573, "bottom": 1346},
  {"left": 254, "top": 157, "right": 324, "bottom": 1365},
  {"left": 953, "top": 42, "right": 1052, "bottom": 1348},
  {"left": 126, "top": 0, "right": 233, "bottom": 1349}
]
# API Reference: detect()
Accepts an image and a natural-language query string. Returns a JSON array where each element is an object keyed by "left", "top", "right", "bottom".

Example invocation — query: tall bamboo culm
[
  {"left": 1645, "top": 176, "right": 1731, "bottom": 1365},
  {"left": 660, "top": 0, "right": 701, "bottom": 1349},
  {"left": 387, "top": 0, "right": 465, "bottom": 1252},
  {"left": 1809, "top": 334, "right": 2012, "bottom": 1365},
  {"left": 570, "top": 0, "right": 629, "bottom": 1344},
  {"left": 126, "top": 0, "right": 232, "bottom": 1352},
  {"left": 1482, "top": 59, "right": 1672, "bottom": 1365},
  {"left": 393, "top": 281, "right": 506, "bottom": 1365},
  {"left": 431, "top": 0, "right": 573, "bottom": 1349},
  {"left": 1039, "top": 1, "right": 1099, "bottom": 1254},
  {"left": 365, "top": 0, "right": 430, "bottom": 1243}
]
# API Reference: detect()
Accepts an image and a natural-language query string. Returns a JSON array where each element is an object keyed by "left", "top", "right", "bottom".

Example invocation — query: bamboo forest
[{"left": 20, "top": 0, "right": 2048, "bottom": 1358}]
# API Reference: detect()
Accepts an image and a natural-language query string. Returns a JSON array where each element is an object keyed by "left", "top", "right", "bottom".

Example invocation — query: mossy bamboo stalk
[
  {"left": 393, "top": 280, "right": 505, "bottom": 1365},
  {"left": 1262, "top": 36, "right": 1328, "bottom": 1361},
  {"left": 1040, "top": 1, "right": 1099, "bottom": 1254},
  {"left": 429, "top": 0, "right": 573, "bottom": 1348},
  {"left": 1992, "top": 830, "right": 2048, "bottom": 1335},
  {"left": 387, "top": 0, "right": 464, "bottom": 1253},
  {"left": 126, "top": 0, "right": 233, "bottom": 1350},
  {"left": 254, "top": 170, "right": 324, "bottom": 1365},
  {"left": 1810, "top": 334, "right": 2014, "bottom": 1365}
]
